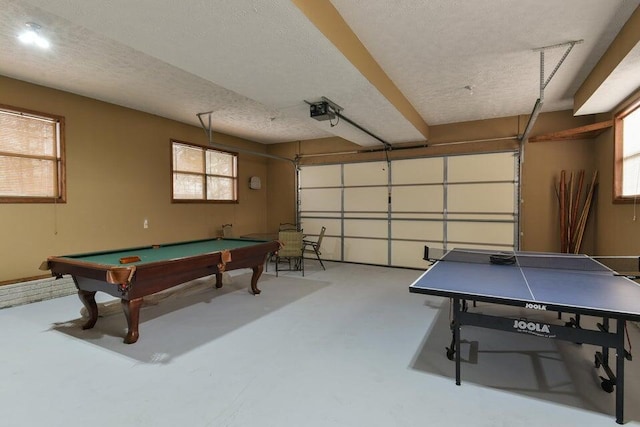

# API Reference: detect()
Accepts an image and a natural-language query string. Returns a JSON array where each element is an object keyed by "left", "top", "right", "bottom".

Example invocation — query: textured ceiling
[
  {"left": 0, "top": 0, "right": 639, "bottom": 146},
  {"left": 331, "top": 0, "right": 640, "bottom": 124}
]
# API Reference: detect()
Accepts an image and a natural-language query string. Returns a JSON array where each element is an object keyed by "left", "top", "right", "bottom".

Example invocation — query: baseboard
[{"left": 0, "top": 276, "right": 76, "bottom": 309}]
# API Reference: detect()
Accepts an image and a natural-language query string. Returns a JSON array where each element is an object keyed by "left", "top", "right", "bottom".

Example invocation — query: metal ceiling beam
[
  {"left": 196, "top": 112, "right": 297, "bottom": 165},
  {"left": 520, "top": 40, "right": 584, "bottom": 154}
]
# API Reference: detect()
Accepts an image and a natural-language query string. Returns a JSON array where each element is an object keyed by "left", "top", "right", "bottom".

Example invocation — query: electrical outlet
[{"left": 143, "top": 219, "right": 149, "bottom": 229}]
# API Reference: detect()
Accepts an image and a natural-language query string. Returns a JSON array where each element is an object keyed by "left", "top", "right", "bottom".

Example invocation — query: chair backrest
[
  {"left": 279, "top": 222, "right": 300, "bottom": 231},
  {"left": 222, "top": 223, "right": 233, "bottom": 238},
  {"left": 315, "top": 226, "right": 326, "bottom": 248},
  {"left": 278, "top": 230, "right": 304, "bottom": 256}
]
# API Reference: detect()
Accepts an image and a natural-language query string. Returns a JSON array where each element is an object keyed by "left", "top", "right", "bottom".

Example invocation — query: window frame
[
  {"left": 614, "top": 95, "right": 640, "bottom": 203},
  {"left": 171, "top": 139, "right": 239, "bottom": 203},
  {"left": 0, "top": 104, "right": 66, "bottom": 204}
]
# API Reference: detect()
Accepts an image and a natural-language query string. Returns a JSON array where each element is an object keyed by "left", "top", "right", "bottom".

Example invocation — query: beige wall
[
  {"left": 0, "top": 76, "right": 270, "bottom": 282},
  {"left": 593, "top": 90, "right": 640, "bottom": 256},
  {"left": 3, "top": 74, "right": 638, "bottom": 283},
  {"left": 265, "top": 142, "right": 300, "bottom": 232},
  {"left": 520, "top": 111, "right": 597, "bottom": 253}
]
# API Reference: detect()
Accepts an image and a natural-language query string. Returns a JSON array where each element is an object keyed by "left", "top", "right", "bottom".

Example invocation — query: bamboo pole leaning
[
  {"left": 555, "top": 170, "right": 597, "bottom": 253},
  {"left": 572, "top": 170, "right": 598, "bottom": 253},
  {"left": 559, "top": 171, "right": 567, "bottom": 252}
]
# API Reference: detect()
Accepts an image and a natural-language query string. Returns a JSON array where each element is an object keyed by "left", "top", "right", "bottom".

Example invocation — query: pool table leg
[
  {"left": 78, "top": 290, "right": 98, "bottom": 330},
  {"left": 214, "top": 273, "right": 224, "bottom": 289},
  {"left": 250, "top": 264, "right": 264, "bottom": 295},
  {"left": 121, "top": 297, "right": 143, "bottom": 344}
]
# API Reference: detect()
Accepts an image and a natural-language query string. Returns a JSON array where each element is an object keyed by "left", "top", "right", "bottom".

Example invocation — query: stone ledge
[{"left": 0, "top": 276, "right": 75, "bottom": 309}]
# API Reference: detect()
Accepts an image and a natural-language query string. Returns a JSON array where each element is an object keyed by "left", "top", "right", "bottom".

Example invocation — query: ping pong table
[{"left": 409, "top": 248, "right": 640, "bottom": 424}]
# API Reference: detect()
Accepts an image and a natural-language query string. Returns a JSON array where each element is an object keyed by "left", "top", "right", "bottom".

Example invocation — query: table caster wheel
[
  {"left": 600, "top": 377, "right": 614, "bottom": 393},
  {"left": 446, "top": 347, "right": 455, "bottom": 361}
]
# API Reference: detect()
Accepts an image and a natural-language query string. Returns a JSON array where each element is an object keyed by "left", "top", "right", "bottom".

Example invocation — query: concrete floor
[{"left": 1, "top": 261, "right": 639, "bottom": 427}]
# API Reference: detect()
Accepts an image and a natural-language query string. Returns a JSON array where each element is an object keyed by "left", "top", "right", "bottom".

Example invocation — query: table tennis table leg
[
  {"left": 594, "top": 318, "right": 626, "bottom": 424},
  {"left": 615, "top": 320, "right": 624, "bottom": 424},
  {"left": 453, "top": 298, "right": 461, "bottom": 386},
  {"left": 597, "top": 317, "right": 610, "bottom": 367},
  {"left": 446, "top": 300, "right": 466, "bottom": 361}
]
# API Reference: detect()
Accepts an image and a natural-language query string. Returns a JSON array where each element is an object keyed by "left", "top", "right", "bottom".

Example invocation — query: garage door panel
[
  {"left": 447, "top": 222, "right": 515, "bottom": 245},
  {"left": 392, "top": 158, "right": 443, "bottom": 184},
  {"left": 448, "top": 152, "right": 515, "bottom": 182},
  {"left": 344, "top": 162, "right": 387, "bottom": 186},
  {"left": 392, "top": 185, "right": 443, "bottom": 212},
  {"left": 392, "top": 213, "right": 444, "bottom": 220},
  {"left": 447, "top": 242, "right": 515, "bottom": 251},
  {"left": 344, "top": 238, "right": 388, "bottom": 265},
  {"left": 392, "top": 220, "right": 443, "bottom": 241},
  {"left": 391, "top": 241, "right": 432, "bottom": 269},
  {"left": 300, "top": 218, "right": 341, "bottom": 237},
  {"left": 344, "top": 187, "right": 388, "bottom": 211},
  {"left": 344, "top": 219, "right": 387, "bottom": 239},
  {"left": 448, "top": 183, "right": 514, "bottom": 213},
  {"left": 344, "top": 212, "right": 387, "bottom": 219},
  {"left": 447, "top": 213, "right": 514, "bottom": 221},
  {"left": 300, "top": 164, "right": 342, "bottom": 187},
  {"left": 314, "top": 236, "right": 341, "bottom": 261},
  {"left": 300, "top": 188, "right": 342, "bottom": 211}
]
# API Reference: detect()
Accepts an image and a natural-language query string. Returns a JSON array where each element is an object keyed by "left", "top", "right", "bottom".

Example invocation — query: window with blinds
[
  {"left": 0, "top": 106, "right": 65, "bottom": 203},
  {"left": 171, "top": 140, "right": 238, "bottom": 202},
  {"left": 614, "top": 96, "right": 640, "bottom": 201}
]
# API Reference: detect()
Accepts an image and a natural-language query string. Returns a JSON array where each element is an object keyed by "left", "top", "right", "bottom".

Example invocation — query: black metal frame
[
  {"left": 274, "top": 253, "right": 304, "bottom": 276},
  {"left": 303, "top": 226, "right": 326, "bottom": 270},
  {"left": 447, "top": 298, "right": 629, "bottom": 424}
]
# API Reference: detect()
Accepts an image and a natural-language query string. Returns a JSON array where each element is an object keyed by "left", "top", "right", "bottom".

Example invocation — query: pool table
[{"left": 41, "top": 238, "right": 280, "bottom": 344}]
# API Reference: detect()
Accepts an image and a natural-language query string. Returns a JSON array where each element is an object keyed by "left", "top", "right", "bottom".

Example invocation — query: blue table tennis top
[{"left": 409, "top": 249, "right": 640, "bottom": 320}]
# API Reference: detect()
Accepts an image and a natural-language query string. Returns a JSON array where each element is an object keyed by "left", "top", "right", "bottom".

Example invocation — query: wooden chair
[
  {"left": 275, "top": 230, "right": 304, "bottom": 276},
  {"left": 222, "top": 223, "right": 233, "bottom": 238},
  {"left": 303, "top": 226, "right": 326, "bottom": 270}
]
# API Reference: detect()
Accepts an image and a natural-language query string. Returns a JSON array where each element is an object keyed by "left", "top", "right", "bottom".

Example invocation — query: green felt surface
[{"left": 61, "top": 238, "right": 267, "bottom": 266}]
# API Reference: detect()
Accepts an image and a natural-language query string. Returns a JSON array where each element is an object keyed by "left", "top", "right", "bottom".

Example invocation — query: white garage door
[{"left": 299, "top": 151, "right": 519, "bottom": 268}]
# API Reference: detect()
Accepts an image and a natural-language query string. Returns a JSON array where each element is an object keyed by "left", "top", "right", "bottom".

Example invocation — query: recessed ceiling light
[{"left": 18, "top": 22, "right": 50, "bottom": 49}]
